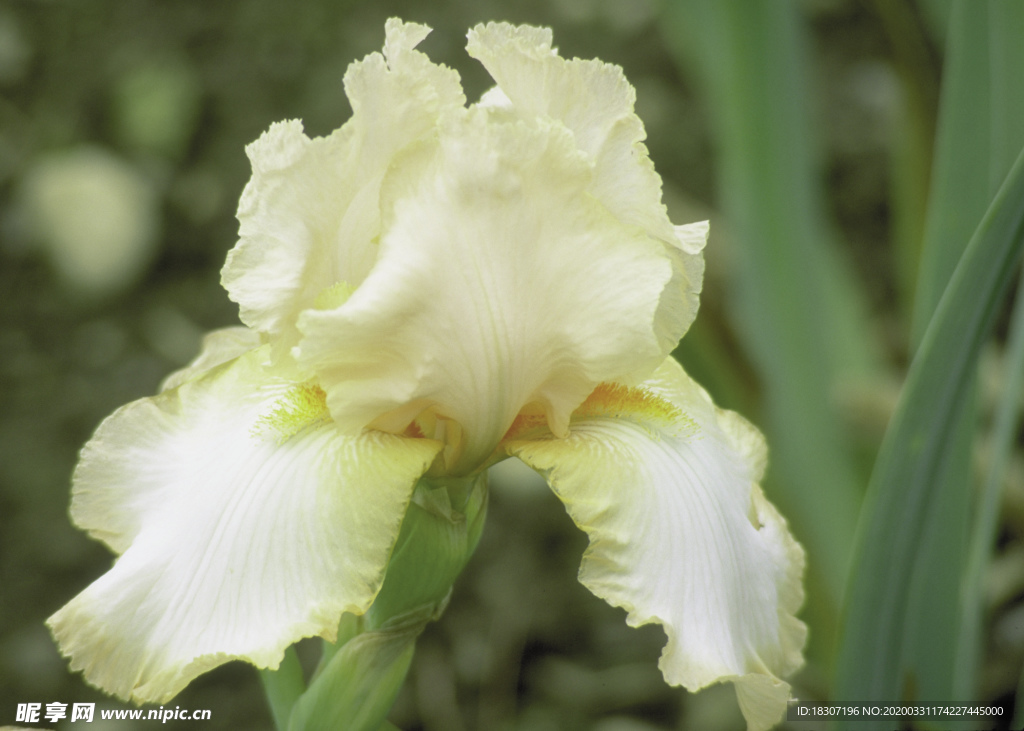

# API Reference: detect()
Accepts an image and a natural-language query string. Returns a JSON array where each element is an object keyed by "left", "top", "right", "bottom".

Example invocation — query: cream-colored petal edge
[
  {"left": 506, "top": 358, "right": 805, "bottom": 731},
  {"left": 49, "top": 348, "right": 441, "bottom": 703}
]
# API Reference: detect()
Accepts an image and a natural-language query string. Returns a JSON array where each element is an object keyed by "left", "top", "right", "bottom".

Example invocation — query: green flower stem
[{"left": 281, "top": 472, "right": 488, "bottom": 731}]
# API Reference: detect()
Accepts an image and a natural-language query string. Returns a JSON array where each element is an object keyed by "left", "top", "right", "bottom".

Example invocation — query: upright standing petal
[
  {"left": 506, "top": 358, "right": 805, "bottom": 731},
  {"left": 467, "top": 22, "right": 706, "bottom": 351},
  {"left": 221, "top": 19, "right": 464, "bottom": 355},
  {"left": 48, "top": 347, "right": 441, "bottom": 703},
  {"left": 298, "top": 109, "right": 676, "bottom": 472}
]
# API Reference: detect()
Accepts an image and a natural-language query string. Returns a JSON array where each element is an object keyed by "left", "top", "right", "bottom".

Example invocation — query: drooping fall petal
[
  {"left": 48, "top": 346, "right": 441, "bottom": 703},
  {"left": 158, "top": 325, "right": 262, "bottom": 392},
  {"left": 507, "top": 358, "right": 805, "bottom": 731}
]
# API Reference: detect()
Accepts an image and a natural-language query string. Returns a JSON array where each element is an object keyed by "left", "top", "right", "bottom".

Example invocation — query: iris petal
[
  {"left": 467, "top": 22, "right": 706, "bottom": 353},
  {"left": 298, "top": 109, "right": 676, "bottom": 472},
  {"left": 221, "top": 19, "right": 464, "bottom": 356},
  {"left": 48, "top": 346, "right": 441, "bottom": 703},
  {"left": 158, "top": 325, "right": 262, "bottom": 392},
  {"left": 507, "top": 358, "right": 805, "bottom": 731}
]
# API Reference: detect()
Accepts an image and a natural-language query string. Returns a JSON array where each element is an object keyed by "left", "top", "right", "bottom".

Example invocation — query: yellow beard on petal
[
  {"left": 252, "top": 383, "right": 330, "bottom": 443},
  {"left": 575, "top": 383, "right": 688, "bottom": 428},
  {"left": 313, "top": 281, "right": 356, "bottom": 310},
  {"left": 502, "top": 382, "right": 696, "bottom": 445}
]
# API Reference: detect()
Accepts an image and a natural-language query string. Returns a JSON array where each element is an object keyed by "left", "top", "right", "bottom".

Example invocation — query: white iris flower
[{"left": 49, "top": 20, "right": 806, "bottom": 731}]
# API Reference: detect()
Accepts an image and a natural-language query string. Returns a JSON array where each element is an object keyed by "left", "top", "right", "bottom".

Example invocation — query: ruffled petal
[
  {"left": 221, "top": 19, "right": 464, "bottom": 354},
  {"left": 467, "top": 22, "right": 706, "bottom": 349},
  {"left": 298, "top": 108, "right": 676, "bottom": 473},
  {"left": 506, "top": 358, "right": 805, "bottom": 731},
  {"left": 48, "top": 347, "right": 441, "bottom": 703},
  {"left": 158, "top": 326, "right": 262, "bottom": 392}
]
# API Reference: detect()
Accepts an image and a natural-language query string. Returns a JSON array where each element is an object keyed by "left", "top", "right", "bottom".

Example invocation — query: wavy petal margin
[
  {"left": 48, "top": 347, "right": 440, "bottom": 703},
  {"left": 506, "top": 358, "right": 805, "bottom": 731},
  {"left": 221, "top": 20, "right": 464, "bottom": 355},
  {"left": 467, "top": 22, "right": 706, "bottom": 354}
]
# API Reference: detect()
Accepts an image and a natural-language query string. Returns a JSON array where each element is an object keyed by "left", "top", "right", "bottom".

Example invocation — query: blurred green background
[{"left": 2, "top": 0, "right": 1022, "bottom": 729}]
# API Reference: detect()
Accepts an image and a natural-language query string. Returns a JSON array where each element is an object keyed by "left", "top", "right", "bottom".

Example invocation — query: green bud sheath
[{"left": 284, "top": 473, "right": 488, "bottom": 731}]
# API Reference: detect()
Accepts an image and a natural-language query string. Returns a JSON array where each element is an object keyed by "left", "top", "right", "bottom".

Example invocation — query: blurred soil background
[{"left": 2, "top": 1, "right": 1016, "bottom": 730}]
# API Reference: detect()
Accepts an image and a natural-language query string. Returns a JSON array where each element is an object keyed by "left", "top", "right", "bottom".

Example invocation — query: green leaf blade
[{"left": 833, "top": 144, "right": 1024, "bottom": 727}]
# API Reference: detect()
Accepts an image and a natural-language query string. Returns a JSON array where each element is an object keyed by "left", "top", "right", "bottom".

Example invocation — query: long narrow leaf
[
  {"left": 911, "top": 1, "right": 991, "bottom": 346},
  {"left": 954, "top": 2, "right": 1024, "bottom": 702},
  {"left": 868, "top": 0, "right": 939, "bottom": 321},
  {"left": 833, "top": 145, "right": 1024, "bottom": 727},
  {"left": 891, "top": 2, "right": 992, "bottom": 709}
]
